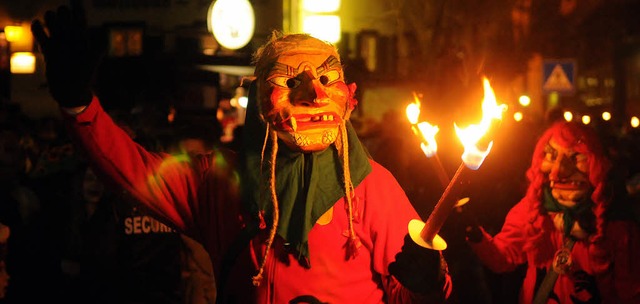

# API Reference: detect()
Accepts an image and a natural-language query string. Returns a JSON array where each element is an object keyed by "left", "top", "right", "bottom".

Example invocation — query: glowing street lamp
[
  {"left": 513, "top": 111, "right": 523, "bottom": 122},
  {"left": 207, "top": 0, "right": 255, "bottom": 50},
  {"left": 563, "top": 111, "right": 573, "bottom": 122},
  {"left": 518, "top": 95, "right": 531, "bottom": 107}
]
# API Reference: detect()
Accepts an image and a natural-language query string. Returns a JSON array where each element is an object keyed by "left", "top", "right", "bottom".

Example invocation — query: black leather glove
[
  {"left": 388, "top": 234, "right": 447, "bottom": 294},
  {"left": 31, "top": 0, "right": 98, "bottom": 108}
]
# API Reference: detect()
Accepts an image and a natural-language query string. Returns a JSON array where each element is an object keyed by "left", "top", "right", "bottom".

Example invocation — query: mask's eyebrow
[
  {"left": 269, "top": 62, "right": 296, "bottom": 77},
  {"left": 316, "top": 56, "right": 341, "bottom": 75},
  {"left": 269, "top": 55, "right": 342, "bottom": 77}
]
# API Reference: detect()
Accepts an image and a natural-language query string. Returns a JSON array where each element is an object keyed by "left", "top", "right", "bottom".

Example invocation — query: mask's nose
[
  {"left": 290, "top": 68, "right": 329, "bottom": 107},
  {"left": 549, "top": 153, "right": 576, "bottom": 181}
]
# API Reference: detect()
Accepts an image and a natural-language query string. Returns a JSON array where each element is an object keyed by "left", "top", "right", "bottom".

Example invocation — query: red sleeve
[
  {"left": 469, "top": 200, "right": 530, "bottom": 273},
  {"left": 62, "top": 97, "right": 203, "bottom": 236}
]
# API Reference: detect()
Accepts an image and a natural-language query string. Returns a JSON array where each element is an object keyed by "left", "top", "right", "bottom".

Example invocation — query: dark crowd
[{"left": 0, "top": 98, "right": 223, "bottom": 303}]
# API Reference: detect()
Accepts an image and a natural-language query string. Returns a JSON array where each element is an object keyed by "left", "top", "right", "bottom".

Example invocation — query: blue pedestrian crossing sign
[{"left": 542, "top": 60, "right": 576, "bottom": 93}]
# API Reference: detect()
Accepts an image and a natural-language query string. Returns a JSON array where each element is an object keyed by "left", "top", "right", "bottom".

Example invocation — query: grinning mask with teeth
[
  {"left": 253, "top": 33, "right": 357, "bottom": 152},
  {"left": 540, "top": 137, "right": 591, "bottom": 208},
  {"left": 534, "top": 122, "right": 610, "bottom": 209}
]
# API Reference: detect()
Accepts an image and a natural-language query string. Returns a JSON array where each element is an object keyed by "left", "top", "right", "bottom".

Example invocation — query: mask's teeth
[
  {"left": 291, "top": 116, "right": 297, "bottom": 131},
  {"left": 328, "top": 115, "right": 334, "bottom": 121}
]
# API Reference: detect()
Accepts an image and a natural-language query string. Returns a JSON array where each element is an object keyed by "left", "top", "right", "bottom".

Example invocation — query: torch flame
[
  {"left": 406, "top": 93, "right": 440, "bottom": 158},
  {"left": 406, "top": 102, "right": 420, "bottom": 125},
  {"left": 454, "top": 77, "right": 507, "bottom": 170},
  {"left": 417, "top": 121, "right": 439, "bottom": 158}
]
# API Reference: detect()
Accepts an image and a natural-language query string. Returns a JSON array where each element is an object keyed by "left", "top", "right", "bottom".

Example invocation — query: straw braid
[
  {"left": 252, "top": 128, "right": 280, "bottom": 286},
  {"left": 260, "top": 124, "right": 270, "bottom": 175},
  {"left": 337, "top": 123, "right": 361, "bottom": 259},
  {"left": 256, "top": 123, "right": 271, "bottom": 230}
]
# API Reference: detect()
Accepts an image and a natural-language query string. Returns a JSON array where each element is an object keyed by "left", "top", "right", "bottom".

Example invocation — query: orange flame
[
  {"left": 405, "top": 97, "right": 421, "bottom": 125},
  {"left": 454, "top": 77, "right": 507, "bottom": 170},
  {"left": 406, "top": 93, "right": 440, "bottom": 158}
]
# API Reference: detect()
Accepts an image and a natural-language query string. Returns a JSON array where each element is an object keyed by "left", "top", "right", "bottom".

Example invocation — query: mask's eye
[
  {"left": 319, "top": 70, "right": 341, "bottom": 85},
  {"left": 269, "top": 76, "right": 301, "bottom": 89},
  {"left": 573, "top": 153, "right": 587, "bottom": 163},
  {"left": 287, "top": 78, "right": 301, "bottom": 88},
  {"left": 543, "top": 146, "right": 557, "bottom": 162}
]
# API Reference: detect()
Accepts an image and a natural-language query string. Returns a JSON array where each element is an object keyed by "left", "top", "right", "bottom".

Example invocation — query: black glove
[
  {"left": 388, "top": 234, "right": 447, "bottom": 294},
  {"left": 31, "top": 0, "right": 98, "bottom": 108},
  {"left": 465, "top": 225, "right": 483, "bottom": 243},
  {"left": 455, "top": 202, "right": 483, "bottom": 243}
]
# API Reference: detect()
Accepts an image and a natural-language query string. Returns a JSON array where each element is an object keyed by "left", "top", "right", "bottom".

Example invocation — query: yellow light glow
[
  {"left": 549, "top": 92, "right": 559, "bottom": 107},
  {"left": 563, "top": 111, "right": 573, "bottom": 122},
  {"left": 303, "top": 0, "right": 340, "bottom": 13},
  {"left": 602, "top": 111, "right": 611, "bottom": 121},
  {"left": 238, "top": 96, "right": 248, "bottom": 108},
  {"left": 582, "top": 115, "right": 591, "bottom": 125},
  {"left": 454, "top": 77, "right": 507, "bottom": 170},
  {"left": 10, "top": 52, "right": 35, "bottom": 74},
  {"left": 518, "top": 95, "right": 531, "bottom": 107},
  {"left": 4, "top": 25, "right": 23, "bottom": 42},
  {"left": 303, "top": 15, "right": 341, "bottom": 43},
  {"left": 208, "top": 0, "right": 255, "bottom": 50},
  {"left": 631, "top": 116, "right": 640, "bottom": 128},
  {"left": 513, "top": 111, "right": 523, "bottom": 122}
]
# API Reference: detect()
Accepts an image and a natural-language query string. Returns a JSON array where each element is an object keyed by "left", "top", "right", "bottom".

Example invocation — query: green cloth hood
[{"left": 240, "top": 82, "right": 372, "bottom": 263}]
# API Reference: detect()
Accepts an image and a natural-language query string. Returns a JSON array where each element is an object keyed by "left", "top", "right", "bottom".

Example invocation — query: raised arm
[{"left": 31, "top": 0, "right": 203, "bottom": 235}]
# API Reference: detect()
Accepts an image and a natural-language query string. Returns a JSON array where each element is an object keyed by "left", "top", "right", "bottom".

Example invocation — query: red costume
[{"left": 469, "top": 122, "right": 640, "bottom": 303}]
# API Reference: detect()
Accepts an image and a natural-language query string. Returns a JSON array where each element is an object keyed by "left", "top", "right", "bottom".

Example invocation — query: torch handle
[
  {"left": 431, "top": 154, "right": 450, "bottom": 189},
  {"left": 420, "top": 163, "right": 466, "bottom": 242}
]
